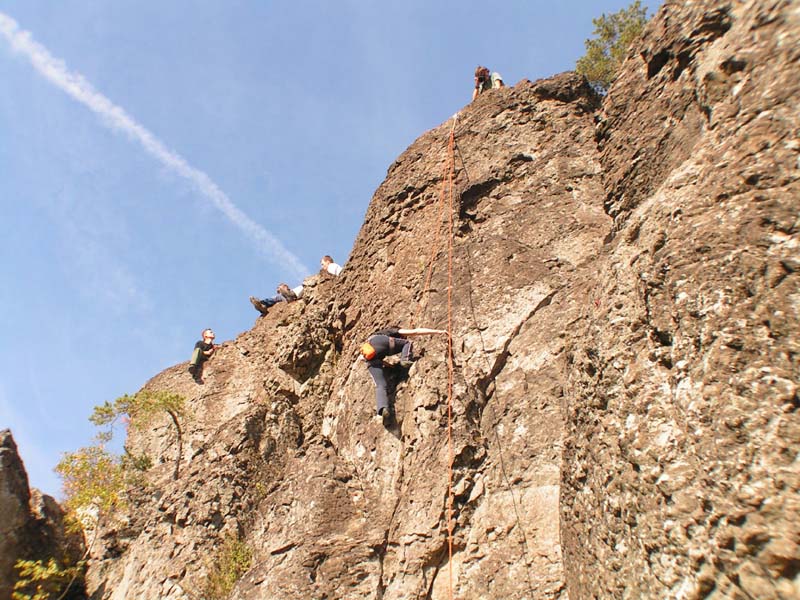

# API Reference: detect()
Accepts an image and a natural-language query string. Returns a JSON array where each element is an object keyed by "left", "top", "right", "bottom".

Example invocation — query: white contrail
[{"left": 0, "top": 12, "right": 309, "bottom": 280}]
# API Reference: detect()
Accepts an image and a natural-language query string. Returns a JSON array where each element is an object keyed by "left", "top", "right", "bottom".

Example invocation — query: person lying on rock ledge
[
  {"left": 320, "top": 255, "right": 343, "bottom": 276},
  {"left": 249, "top": 283, "right": 303, "bottom": 315},
  {"left": 360, "top": 326, "right": 448, "bottom": 426}
]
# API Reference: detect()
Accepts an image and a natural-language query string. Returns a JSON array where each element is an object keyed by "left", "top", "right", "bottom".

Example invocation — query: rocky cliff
[
  {"left": 0, "top": 430, "right": 84, "bottom": 598},
  {"left": 562, "top": 0, "right": 799, "bottom": 597},
  {"left": 69, "top": 0, "right": 799, "bottom": 598}
]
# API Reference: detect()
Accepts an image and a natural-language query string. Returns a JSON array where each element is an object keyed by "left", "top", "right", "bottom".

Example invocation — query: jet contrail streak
[{"left": 0, "top": 12, "right": 309, "bottom": 280}]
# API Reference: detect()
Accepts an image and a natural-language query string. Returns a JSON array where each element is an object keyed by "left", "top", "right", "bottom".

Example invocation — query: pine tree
[{"left": 576, "top": 1, "right": 650, "bottom": 91}]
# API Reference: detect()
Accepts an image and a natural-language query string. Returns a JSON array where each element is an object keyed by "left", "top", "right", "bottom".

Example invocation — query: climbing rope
[
  {"left": 440, "top": 113, "right": 536, "bottom": 598},
  {"left": 412, "top": 115, "right": 458, "bottom": 599},
  {"left": 407, "top": 113, "right": 459, "bottom": 599}
]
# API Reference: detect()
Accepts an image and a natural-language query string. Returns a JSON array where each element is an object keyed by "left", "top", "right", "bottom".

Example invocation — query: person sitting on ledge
[
  {"left": 188, "top": 328, "right": 216, "bottom": 384},
  {"left": 249, "top": 283, "right": 301, "bottom": 315}
]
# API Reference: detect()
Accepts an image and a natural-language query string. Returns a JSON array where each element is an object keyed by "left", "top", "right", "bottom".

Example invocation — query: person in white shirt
[{"left": 320, "top": 255, "right": 343, "bottom": 276}]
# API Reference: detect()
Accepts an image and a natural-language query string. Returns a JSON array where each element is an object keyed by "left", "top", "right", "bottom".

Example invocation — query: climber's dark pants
[
  {"left": 367, "top": 364, "right": 391, "bottom": 415},
  {"left": 366, "top": 335, "right": 412, "bottom": 414}
]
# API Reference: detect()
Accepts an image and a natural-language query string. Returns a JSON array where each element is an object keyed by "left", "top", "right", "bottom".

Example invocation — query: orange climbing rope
[
  {"left": 409, "top": 115, "right": 459, "bottom": 599},
  {"left": 413, "top": 114, "right": 537, "bottom": 598}
]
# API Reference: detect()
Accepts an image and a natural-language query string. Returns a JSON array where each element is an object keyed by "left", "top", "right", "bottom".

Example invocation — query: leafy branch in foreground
[
  {"left": 55, "top": 390, "right": 189, "bottom": 530},
  {"left": 13, "top": 558, "right": 84, "bottom": 600},
  {"left": 39, "top": 390, "right": 190, "bottom": 598},
  {"left": 576, "top": 1, "right": 650, "bottom": 91},
  {"left": 56, "top": 444, "right": 127, "bottom": 526}
]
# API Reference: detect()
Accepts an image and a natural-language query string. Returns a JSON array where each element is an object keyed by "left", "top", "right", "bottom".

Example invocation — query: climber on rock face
[
  {"left": 472, "top": 65, "right": 504, "bottom": 101},
  {"left": 249, "top": 283, "right": 303, "bottom": 315},
  {"left": 188, "top": 328, "right": 216, "bottom": 384},
  {"left": 360, "top": 326, "right": 448, "bottom": 425}
]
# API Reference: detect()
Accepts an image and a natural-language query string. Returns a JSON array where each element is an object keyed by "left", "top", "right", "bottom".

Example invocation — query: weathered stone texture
[
  {"left": 84, "top": 73, "right": 607, "bottom": 600},
  {"left": 0, "top": 429, "right": 32, "bottom": 599},
  {"left": 0, "top": 429, "right": 84, "bottom": 598},
  {"left": 79, "top": 1, "right": 798, "bottom": 599},
  {"left": 561, "top": 0, "right": 800, "bottom": 598}
]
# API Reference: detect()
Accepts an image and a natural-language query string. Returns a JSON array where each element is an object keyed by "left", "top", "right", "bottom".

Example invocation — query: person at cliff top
[
  {"left": 188, "top": 328, "right": 216, "bottom": 384},
  {"left": 249, "top": 283, "right": 302, "bottom": 315},
  {"left": 472, "top": 65, "right": 504, "bottom": 101},
  {"left": 361, "top": 326, "right": 447, "bottom": 424},
  {"left": 320, "top": 255, "right": 343, "bottom": 276}
]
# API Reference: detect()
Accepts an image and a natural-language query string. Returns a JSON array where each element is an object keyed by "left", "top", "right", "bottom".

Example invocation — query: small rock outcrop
[
  {"left": 0, "top": 429, "right": 84, "bottom": 598},
  {"left": 71, "top": 0, "right": 798, "bottom": 598}
]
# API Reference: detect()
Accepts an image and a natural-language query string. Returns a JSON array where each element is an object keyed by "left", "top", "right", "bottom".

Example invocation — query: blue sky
[{"left": 0, "top": 1, "right": 659, "bottom": 498}]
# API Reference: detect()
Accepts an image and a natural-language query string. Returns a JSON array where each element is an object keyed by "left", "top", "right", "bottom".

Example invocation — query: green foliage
[
  {"left": 50, "top": 389, "right": 190, "bottom": 571},
  {"left": 90, "top": 389, "right": 188, "bottom": 479},
  {"left": 203, "top": 535, "right": 253, "bottom": 600},
  {"left": 253, "top": 481, "right": 268, "bottom": 500},
  {"left": 576, "top": 1, "right": 650, "bottom": 90},
  {"left": 55, "top": 445, "right": 127, "bottom": 519},
  {"left": 57, "top": 390, "right": 187, "bottom": 523},
  {"left": 91, "top": 390, "right": 186, "bottom": 434},
  {"left": 13, "top": 558, "right": 83, "bottom": 600},
  {"left": 121, "top": 447, "right": 153, "bottom": 472},
  {"left": 88, "top": 399, "right": 120, "bottom": 431}
]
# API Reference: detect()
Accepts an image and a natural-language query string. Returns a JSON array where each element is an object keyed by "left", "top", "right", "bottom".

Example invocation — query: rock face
[
  {"left": 84, "top": 0, "right": 798, "bottom": 598},
  {"left": 561, "top": 1, "right": 800, "bottom": 598},
  {"left": 0, "top": 429, "right": 84, "bottom": 599}
]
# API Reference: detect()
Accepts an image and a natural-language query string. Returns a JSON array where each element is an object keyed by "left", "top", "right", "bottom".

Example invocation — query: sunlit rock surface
[{"left": 82, "top": 1, "right": 798, "bottom": 598}]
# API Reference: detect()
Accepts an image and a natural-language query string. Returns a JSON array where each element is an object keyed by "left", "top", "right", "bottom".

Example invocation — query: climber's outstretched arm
[{"left": 397, "top": 327, "right": 448, "bottom": 337}]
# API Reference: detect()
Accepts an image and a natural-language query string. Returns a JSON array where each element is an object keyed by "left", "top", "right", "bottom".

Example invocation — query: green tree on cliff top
[{"left": 576, "top": 1, "right": 651, "bottom": 90}]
